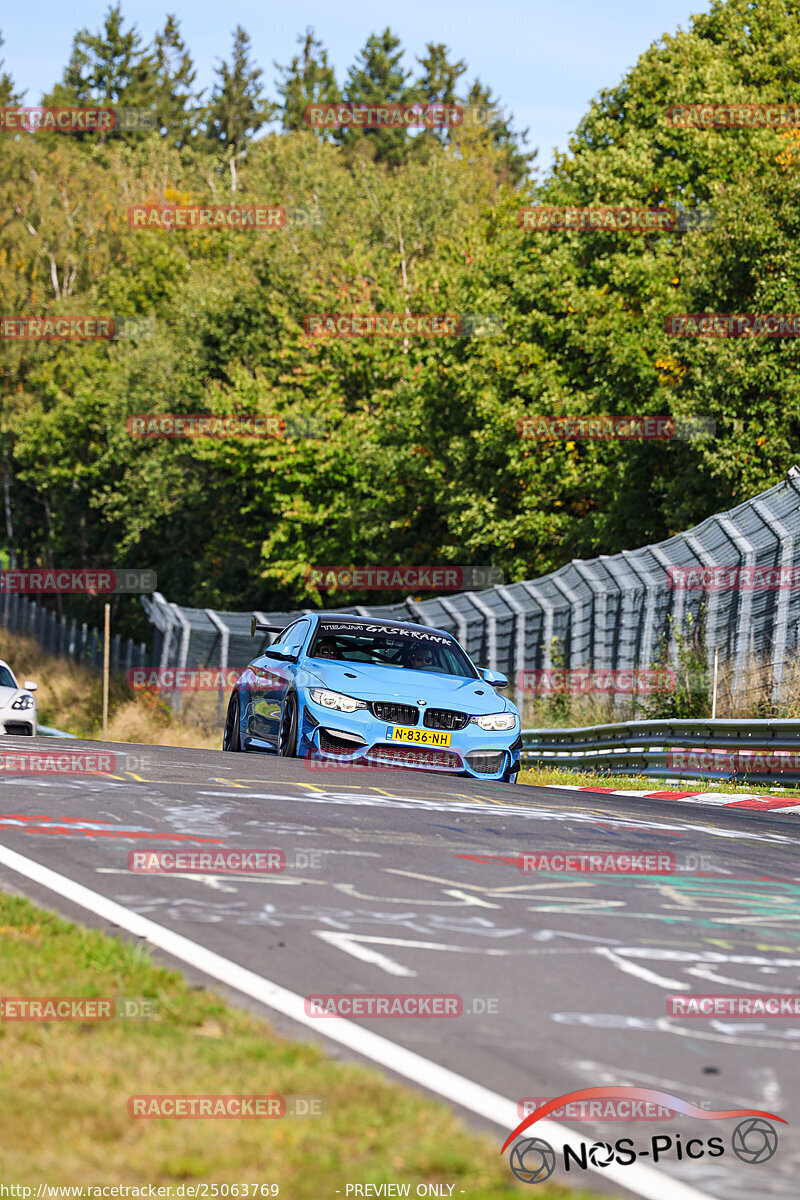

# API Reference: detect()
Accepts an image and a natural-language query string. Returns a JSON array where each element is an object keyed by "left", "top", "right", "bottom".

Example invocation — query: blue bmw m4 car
[{"left": 222, "top": 613, "right": 522, "bottom": 783}]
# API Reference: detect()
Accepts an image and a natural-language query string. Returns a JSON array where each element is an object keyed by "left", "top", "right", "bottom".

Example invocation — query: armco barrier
[{"left": 521, "top": 718, "right": 800, "bottom": 783}]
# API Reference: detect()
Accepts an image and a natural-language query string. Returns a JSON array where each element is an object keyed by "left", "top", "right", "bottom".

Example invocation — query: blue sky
[{"left": 2, "top": 0, "right": 712, "bottom": 169}]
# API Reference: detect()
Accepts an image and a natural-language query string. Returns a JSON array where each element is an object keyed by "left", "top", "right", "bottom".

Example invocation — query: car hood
[{"left": 299, "top": 661, "right": 516, "bottom": 716}]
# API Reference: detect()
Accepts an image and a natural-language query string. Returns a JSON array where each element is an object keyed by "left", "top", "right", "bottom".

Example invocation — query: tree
[
  {"left": 44, "top": 4, "right": 155, "bottom": 113},
  {"left": 458, "top": 77, "right": 536, "bottom": 183},
  {"left": 0, "top": 31, "right": 23, "bottom": 106},
  {"left": 413, "top": 42, "right": 466, "bottom": 147},
  {"left": 339, "top": 28, "right": 415, "bottom": 167},
  {"left": 275, "top": 27, "right": 340, "bottom": 136},
  {"left": 204, "top": 26, "right": 274, "bottom": 163},
  {"left": 148, "top": 15, "right": 202, "bottom": 147}
]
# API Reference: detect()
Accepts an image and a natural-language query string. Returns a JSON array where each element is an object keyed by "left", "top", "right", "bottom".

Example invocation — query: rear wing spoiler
[{"left": 250, "top": 618, "right": 286, "bottom": 637}]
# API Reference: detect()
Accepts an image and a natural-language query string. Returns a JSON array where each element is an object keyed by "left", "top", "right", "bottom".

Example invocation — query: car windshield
[
  {"left": 0, "top": 666, "right": 16, "bottom": 688},
  {"left": 309, "top": 624, "right": 476, "bottom": 678}
]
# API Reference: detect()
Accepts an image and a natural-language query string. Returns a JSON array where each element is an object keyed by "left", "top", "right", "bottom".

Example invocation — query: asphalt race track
[{"left": 1, "top": 735, "right": 799, "bottom": 1200}]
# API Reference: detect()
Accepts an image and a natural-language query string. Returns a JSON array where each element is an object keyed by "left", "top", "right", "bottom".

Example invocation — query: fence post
[{"left": 207, "top": 609, "right": 231, "bottom": 724}]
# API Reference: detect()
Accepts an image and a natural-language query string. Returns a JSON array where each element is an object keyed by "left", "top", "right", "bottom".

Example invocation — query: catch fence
[
  {"left": 0, "top": 592, "right": 148, "bottom": 675},
  {"left": 143, "top": 466, "right": 800, "bottom": 709}
]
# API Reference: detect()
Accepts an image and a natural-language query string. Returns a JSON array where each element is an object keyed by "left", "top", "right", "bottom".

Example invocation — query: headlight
[
  {"left": 308, "top": 688, "right": 366, "bottom": 713},
  {"left": 11, "top": 694, "right": 35, "bottom": 711},
  {"left": 470, "top": 711, "right": 516, "bottom": 731}
]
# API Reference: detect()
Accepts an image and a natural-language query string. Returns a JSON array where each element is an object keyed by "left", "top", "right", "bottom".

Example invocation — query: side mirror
[
  {"left": 263, "top": 644, "right": 298, "bottom": 663},
  {"left": 23, "top": 681, "right": 38, "bottom": 692},
  {"left": 478, "top": 667, "right": 508, "bottom": 689}
]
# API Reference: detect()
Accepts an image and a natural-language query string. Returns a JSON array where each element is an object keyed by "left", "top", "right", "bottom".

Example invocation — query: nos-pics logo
[{"left": 501, "top": 1087, "right": 784, "bottom": 1184}]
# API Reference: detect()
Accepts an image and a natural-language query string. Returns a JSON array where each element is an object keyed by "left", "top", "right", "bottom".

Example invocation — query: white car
[{"left": 0, "top": 659, "right": 38, "bottom": 736}]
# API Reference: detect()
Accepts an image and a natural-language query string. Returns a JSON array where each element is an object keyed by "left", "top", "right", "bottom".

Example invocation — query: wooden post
[
  {"left": 711, "top": 646, "right": 719, "bottom": 720},
  {"left": 102, "top": 604, "right": 111, "bottom": 739}
]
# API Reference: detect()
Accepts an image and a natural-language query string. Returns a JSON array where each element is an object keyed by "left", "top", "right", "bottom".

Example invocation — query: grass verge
[
  {"left": 0, "top": 891, "right": 609, "bottom": 1197},
  {"left": 519, "top": 762, "right": 800, "bottom": 798}
]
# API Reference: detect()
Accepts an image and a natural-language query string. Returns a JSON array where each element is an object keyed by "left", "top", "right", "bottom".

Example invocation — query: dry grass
[
  {"left": 518, "top": 762, "right": 800, "bottom": 797},
  {"left": 510, "top": 651, "right": 800, "bottom": 728},
  {"left": 0, "top": 630, "right": 218, "bottom": 749}
]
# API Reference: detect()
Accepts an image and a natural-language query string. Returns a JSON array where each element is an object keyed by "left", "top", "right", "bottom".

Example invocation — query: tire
[
  {"left": 278, "top": 692, "right": 298, "bottom": 757},
  {"left": 222, "top": 693, "right": 242, "bottom": 752}
]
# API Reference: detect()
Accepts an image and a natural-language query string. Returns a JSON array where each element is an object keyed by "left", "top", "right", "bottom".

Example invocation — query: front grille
[
  {"left": 466, "top": 750, "right": 506, "bottom": 775},
  {"left": 4, "top": 722, "right": 33, "bottom": 736},
  {"left": 370, "top": 702, "right": 418, "bottom": 726},
  {"left": 423, "top": 708, "right": 469, "bottom": 731},
  {"left": 368, "top": 745, "right": 462, "bottom": 771}
]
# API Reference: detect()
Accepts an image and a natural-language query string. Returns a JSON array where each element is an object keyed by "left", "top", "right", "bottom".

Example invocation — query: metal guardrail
[{"left": 521, "top": 718, "right": 800, "bottom": 784}]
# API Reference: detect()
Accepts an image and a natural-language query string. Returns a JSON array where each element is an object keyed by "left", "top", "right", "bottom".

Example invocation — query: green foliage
[
  {"left": 639, "top": 608, "right": 712, "bottom": 720},
  {"left": 204, "top": 26, "right": 275, "bottom": 157},
  {"left": 275, "top": 28, "right": 341, "bottom": 135},
  {"left": 4, "top": 0, "right": 800, "bottom": 639},
  {"left": 43, "top": 4, "right": 154, "bottom": 112}
]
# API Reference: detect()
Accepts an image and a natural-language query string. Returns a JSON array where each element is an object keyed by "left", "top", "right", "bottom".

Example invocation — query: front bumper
[
  {"left": 298, "top": 694, "right": 520, "bottom": 781},
  {"left": 0, "top": 717, "right": 36, "bottom": 736}
]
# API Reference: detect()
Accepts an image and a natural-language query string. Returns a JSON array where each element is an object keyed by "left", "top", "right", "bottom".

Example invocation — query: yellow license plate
[{"left": 386, "top": 726, "right": 451, "bottom": 747}]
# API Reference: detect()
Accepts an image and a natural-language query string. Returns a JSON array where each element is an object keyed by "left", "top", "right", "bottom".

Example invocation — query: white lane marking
[
  {"left": 597, "top": 947, "right": 689, "bottom": 991},
  {"left": 314, "top": 931, "right": 417, "bottom": 977},
  {"left": 0, "top": 841, "right": 715, "bottom": 1200},
  {"left": 442, "top": 888, "right": 499, "bottom": 909},
  {"left": 193, "top": 788, "right": 799, "bottom": 846}
]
